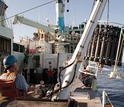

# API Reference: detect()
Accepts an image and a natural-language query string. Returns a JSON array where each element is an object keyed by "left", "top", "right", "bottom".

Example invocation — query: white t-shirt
[{"left": 36, "top": 67, "right": 43, "bottom": 74}]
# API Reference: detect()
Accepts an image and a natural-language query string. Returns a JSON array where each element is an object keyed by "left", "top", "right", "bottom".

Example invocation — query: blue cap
[{"left": 3, "top": 55, "right": 17, "bottom": 67}]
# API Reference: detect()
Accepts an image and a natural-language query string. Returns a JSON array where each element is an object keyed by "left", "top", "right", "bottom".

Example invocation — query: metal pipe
[
  {"left": 102, "top": 90, "right": 106, "bottom": 107},
  {"left": 110, "top": 27, "right": 123, "bottom": 78}
]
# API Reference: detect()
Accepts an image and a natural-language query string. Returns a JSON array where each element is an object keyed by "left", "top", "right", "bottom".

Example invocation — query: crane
[
  {"left": 13, "top": 15, "right": 60, "bottom": 41},
  {"left": 13, "top": 0, "right": 69, "bottom": 40},
  {"left": 57, "top": 0, "right": 108, "bottom": 99}
]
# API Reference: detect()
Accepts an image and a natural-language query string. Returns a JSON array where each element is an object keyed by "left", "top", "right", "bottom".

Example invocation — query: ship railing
[
  {"left": 4, "top": 15, "right": 13, "bottom": 28},
  {"left": 102, "top": 90, "right": 114, "bottom": 107}
]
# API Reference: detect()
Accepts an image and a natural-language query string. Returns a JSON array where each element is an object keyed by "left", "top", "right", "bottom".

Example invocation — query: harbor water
[{"left": 97, "top": 68, "right": 124, "bottom": 107}]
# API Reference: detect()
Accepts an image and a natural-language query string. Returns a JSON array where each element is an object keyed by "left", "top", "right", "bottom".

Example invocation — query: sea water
[{"left": 97, "top": 69, "right": 124, "bottom": 107}]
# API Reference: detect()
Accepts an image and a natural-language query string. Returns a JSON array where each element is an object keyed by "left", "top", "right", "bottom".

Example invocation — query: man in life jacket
[{"left": 0, "top": 55, "right": 35, "bottom": 95}]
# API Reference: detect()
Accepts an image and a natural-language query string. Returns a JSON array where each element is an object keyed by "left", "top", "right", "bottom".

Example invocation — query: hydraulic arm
[{"left": 58, "top": 0, "right": 108, "bottom": 99}]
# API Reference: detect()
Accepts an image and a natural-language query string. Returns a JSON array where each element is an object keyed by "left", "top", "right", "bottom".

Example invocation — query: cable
[
  {"left": 2, "top": 0, "right": 55, "bottom": 22},
  {"left": 107, "top": 0, "right": 109, "bottom": 22},
  {"left": 58, "top": 59, "right": 75, "bottom": 90},
  {"left": 51, "top": 60, "right": 77, "bottom": 96},
  {"left": 61, "top": 63, "right": 77, "bottom": 89}
]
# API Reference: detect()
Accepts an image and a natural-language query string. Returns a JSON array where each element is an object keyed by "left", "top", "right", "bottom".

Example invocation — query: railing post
[{"left": 102, "top": 90, "right": 106, "bottom": 107}]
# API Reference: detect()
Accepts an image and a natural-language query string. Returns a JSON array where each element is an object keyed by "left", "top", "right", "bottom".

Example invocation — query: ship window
[
  {"left": 13, "top": 43, "right": 25, "bottom": 52},
  {"left": 20, "top": 45, "right": 24, "bottom": 52},
  {"left": 13, "top": 43, "right": 19, "bottom": 51},
  {"left": 79, "top": 24, "right": 84, "bottom": 29},
  {"left": 75, "top": 31, "right": 80, "bottom": 34},
  {"left": 0, "top": 37, "right": 11, "bottom": 54}
]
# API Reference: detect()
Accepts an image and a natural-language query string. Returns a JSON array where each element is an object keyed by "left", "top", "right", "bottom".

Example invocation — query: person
[
  {"left": 24, "top": 52, "right": 29, "bottom": 65},
  {"left": 36, "top": 64, "right": 43, "bottom": 83},
  {"left": 0, "top": 55, "right": 35, "bottom": 93},
  {"left": 46, "top": 66, "right": 54, "bottom": 84},
  {"left": 22, "top": 64, "right": 28, "bottom": 81}
]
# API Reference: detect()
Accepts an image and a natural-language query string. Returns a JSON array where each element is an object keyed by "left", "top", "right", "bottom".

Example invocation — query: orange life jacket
[
  {"left": 0, "top": 72, "right": 27, "bottom": 100},
  {"left": 0, "top": 72, "right": 16, "bottom": 81}
]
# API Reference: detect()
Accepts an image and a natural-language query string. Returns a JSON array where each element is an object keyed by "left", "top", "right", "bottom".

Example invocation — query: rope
[{"left": 1, "top": 0, "right": 55, "bottom": 22}]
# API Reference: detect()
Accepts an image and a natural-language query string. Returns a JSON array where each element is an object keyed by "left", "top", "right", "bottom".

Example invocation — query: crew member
[
  {"left": 36, "top": 64, "right": 43, "bottom": 83},
  {"left": 0, "top": 55, "right": 35, "bottom": 93},
  {"left": 22, "top": 64, "right": 28, "bottom": 81},
  {"left": 46, "top": 66, "right": 54, "bottom": 84}
]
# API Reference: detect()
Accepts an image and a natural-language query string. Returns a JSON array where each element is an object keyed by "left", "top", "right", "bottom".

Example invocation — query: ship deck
[
  {"left": 0, "top": 86, "right": 102, "bottom": 107},
  {"left": 70, "top": 87, "right": 102, "bottom": 107}
]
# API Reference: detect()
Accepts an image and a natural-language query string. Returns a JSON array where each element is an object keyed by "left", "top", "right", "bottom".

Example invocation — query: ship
[
  {"left": 0, "top": 0, "right": 25, "bottom": 75},
  {"left": 0, "top": 0, "right": 124, "bottom": 107}
]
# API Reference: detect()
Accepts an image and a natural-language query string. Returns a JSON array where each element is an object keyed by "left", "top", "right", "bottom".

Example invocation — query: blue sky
[{"left": 4, "top": 0, "right": 124, "bottom": 42}]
